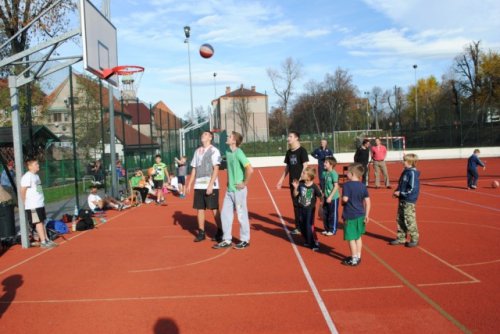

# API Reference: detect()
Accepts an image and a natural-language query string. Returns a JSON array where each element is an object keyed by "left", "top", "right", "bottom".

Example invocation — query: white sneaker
[{"left": 321, "top": 231, "right": 328, "bottom": 235}]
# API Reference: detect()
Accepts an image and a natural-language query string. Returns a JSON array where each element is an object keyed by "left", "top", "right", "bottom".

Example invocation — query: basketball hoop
[{"left": 102, "top": 65, "right": 144, "bottom": 101}]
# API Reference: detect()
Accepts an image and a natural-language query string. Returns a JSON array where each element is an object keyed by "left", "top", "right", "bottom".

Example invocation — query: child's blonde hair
[
  {"left": 303, "top": 166, "right": 316, "bottom": 181},
  {"left": 403, "top": 153, "right": 418, "bottom": 168},
  {"left": 348, "top": 163, "right": 364, "bottom": 178},
  {"left": 473, "top": 149, "right": 480, "bottom": 154}
]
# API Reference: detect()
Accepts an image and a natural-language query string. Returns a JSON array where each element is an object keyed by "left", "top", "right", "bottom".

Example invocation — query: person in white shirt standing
[
  {"left": 20, "top": 157, "right": 58, "bottom": 248},
  {"left": 186, "top": 131, "right": 223, "bottom": 242}
]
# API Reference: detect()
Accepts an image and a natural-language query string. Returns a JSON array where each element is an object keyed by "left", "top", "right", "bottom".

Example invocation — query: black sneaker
[
  {"left": 234, "top": 241, "right": 250, "bottom": 249},
  {"left": 211, "top": 228, "right": 223, "bottom": 242},
  {"left": 194, "top": 230, "right": 206, "bottom": 242},
  {"left": 405, "top": 241, "right": 419, "bottom": 248},
  {"left": 341, "top": 256, "right": 352, "bottom": 265},
  {"left": 290, "top": 228, "right": 301, "bottom": 235},
  {"left": 389, "top": 239, "right": 405, "bottom": 246},
  {"left": 213, "top": 240, "right": 232, "bottom": 249},
  {"left": 342, "top": 257, "right": 359, "bottom": 266}
]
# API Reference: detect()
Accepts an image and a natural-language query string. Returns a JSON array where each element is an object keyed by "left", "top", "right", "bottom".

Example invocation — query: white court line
[
  {"left": 455, "top": 259, "right": 500, "bottom": 267},
  {"left": 322, "top": 285, "right": 404, "bottom": 292},
  {"left": 259, "top": 170, "right": 339, "bottom": 334},
  {"left": 422, "top": 191, "right": 500, "bottom": 212},
  {"left": 0, "top": 289, "right": 310, "bottom": 304},
  {"left": 129, "top": 248, "right": 231, "bottom": 273},
  {"left": 370, "top": 218, "right": 480, "bottom": 283},
  {"left": 0, "top": 210, "right": 129, "bottom": 276},
  {"left": 417, "top": 280, "right": 480, "bottom": 287}
]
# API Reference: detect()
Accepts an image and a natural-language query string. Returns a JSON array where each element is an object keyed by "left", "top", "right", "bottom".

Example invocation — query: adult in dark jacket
[
  {"left": 312, "top": 139, "right": 333, "bottom": 190},
  {"left": 354, "top": 139, "right": 370, "bottom": 186}
]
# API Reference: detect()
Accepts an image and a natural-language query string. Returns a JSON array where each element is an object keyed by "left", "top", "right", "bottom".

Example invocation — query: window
[{"left": 53, "top": 113, "right": 62, "bottom": 122}]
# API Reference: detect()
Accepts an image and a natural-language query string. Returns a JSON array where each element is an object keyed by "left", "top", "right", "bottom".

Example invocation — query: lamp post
[
  {"left": 184, "top": 26, "right": 194, "bottom": 119},
  {"left": 212, "top": 72, "right": 217, "bottom": 130},
  {"left": 364, "top": 91, "right": 370, "bottom": 130},
  {"left": 413, "top": 64, "right": 418, "bottom": 126}
]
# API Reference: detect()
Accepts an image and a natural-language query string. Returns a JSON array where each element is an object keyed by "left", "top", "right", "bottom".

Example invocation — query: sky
[{"left": 65, "top": 0, "right": 500, "bottom": 118}]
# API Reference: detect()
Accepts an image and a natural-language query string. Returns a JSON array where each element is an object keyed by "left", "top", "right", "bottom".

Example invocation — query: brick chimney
[{"left": 225, "top": 86, "right": 231, "bottom": 94}]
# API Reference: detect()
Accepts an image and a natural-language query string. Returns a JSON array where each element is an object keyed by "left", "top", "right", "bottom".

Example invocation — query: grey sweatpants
[{"left": 221, "top": 187, "right": 250, "bottom": 242}]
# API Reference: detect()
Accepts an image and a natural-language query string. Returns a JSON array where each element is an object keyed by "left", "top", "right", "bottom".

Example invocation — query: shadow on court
[{"left": 0, "top": 274, "right": 23, "bottom": 319}]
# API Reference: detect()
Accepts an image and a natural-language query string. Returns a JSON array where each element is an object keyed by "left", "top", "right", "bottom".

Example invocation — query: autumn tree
[
  {"left": 268, "top": 107, "right": 288, "bottom": 136},
  {"left": 0, "top": 0, "right": 75, "bottom": 61},
  {"left": 266, "top": 57, "right": 303, "bottom": 120},
  {"left": 322, "top": 68, "right": 357, "bottom": 132}
]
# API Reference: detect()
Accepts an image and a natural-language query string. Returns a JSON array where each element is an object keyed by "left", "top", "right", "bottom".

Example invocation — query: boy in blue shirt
[
  {"left": 390, "top": 153, "right": 421, "bottom": 247},
  {"left": 341, "top": 163, "right": 370, "bottom": 266},
  {"left": 467, "top": 149, "right": 486, "bottom": 189}
]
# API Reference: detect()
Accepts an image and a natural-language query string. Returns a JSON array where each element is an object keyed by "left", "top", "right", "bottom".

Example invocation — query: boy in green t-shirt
[
  {"left": 213, "top": 131, "right": 254, "bottom": 250},
  {"left": 321, "top": 157, "right": 340, "bottom": 235},
  {"left": 152, "top": 154, "right": 170, "bottom": 205}
]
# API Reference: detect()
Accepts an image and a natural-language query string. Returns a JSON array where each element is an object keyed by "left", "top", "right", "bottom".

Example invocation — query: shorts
[
  {"left": 26, "top": 207, "right": 47, "bottom": 225},
  {"left": 343, "top": 216, "right": 366, "bottom": 241},
  {"left": 178, "top": 176, "right": 186, "bottom": 185},
  {"left": 153, "top": 180, "right": 164, "bottom": 189},
  {"left": 193, "top": 189, "right": 219, "bottom": 210}
]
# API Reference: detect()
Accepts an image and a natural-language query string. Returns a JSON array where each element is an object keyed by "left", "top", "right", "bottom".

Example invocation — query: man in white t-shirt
[
  {"left": 88, "top": 185, "right": 128, "bottom": 211},
  {"left": 20, "top": 158, "right": 57, "bottom": 248},
  {"left": 186, "top": 131, "right": 223, "bottom": 242}
]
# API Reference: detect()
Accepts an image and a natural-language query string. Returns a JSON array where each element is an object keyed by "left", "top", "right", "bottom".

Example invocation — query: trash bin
[{"left": 0, "top": 201, "right": 15, "bottom": 239}]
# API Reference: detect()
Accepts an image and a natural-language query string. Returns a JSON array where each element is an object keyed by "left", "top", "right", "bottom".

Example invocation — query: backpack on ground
[
  {"left": 76, "top": 209, "right": 95, "bottom": 231},
  {"left": 46, "top": 220, "right": 69, "bottom": 234}
]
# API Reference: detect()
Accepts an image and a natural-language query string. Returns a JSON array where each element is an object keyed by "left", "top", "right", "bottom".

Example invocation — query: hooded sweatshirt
[{"left": 396, "top": 167, "right": 420, "bottom": 203}]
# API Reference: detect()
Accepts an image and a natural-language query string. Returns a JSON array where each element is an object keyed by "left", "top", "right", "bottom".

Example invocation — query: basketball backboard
[{"left": 80, "top": 0, "right": 118, "bottom": 86}]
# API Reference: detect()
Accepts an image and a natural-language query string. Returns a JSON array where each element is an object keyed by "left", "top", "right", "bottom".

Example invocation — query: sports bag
[
  {"left": 76, "top": 209, "right": 95, "bottom": 231},
  {"left": 46, "top": 220, "right": 69, "bottom": 234}
]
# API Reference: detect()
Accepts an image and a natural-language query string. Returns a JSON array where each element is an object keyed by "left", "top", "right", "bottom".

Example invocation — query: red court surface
[{"left": 1, "top": 157, "right": 499, "bottom": 333}]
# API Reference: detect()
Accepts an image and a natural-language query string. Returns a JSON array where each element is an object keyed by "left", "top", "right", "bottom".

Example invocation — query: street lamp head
[
  {"left": 184, "top": 26, "right": 190, "bottom": 38},
  {"left": 213, "top": 72, "right": 217, "bottom": 77},
  {"left": 413, "top": 64, "right": 417, "bottom": 69}
]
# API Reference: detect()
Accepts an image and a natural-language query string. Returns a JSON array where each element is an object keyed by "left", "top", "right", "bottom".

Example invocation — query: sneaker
[
  {"left": 194, "top": 230, "right": 206, "bottom": 242},
  {"left": 145, "top": 199, "right": 153, "bottom": 204},
  {"left": 122, "top": 205, "right": 131, "bottom": 210},
  {"left": 118, "top": 203, "right": 124, "bottom": 211},
  {"left": 341, "top": 256, "right": 352, "bottom": 265},
  {"left": 40, "top": 241, "right": 57, "bottom": 249},
  {"left": 290, "top": 228, "right": 301, "bottom": 235},
  {"left": 234, "top": 241, "right": 250, "bottom": 249},
  {"left": 213, "top": 240, "right": 232, "bottom": 249},
  {"left": 470, "top": 185, "right": 477, "bottom": 189},
  {"left": 312, "top": 243, "right": 319, "bottom": 252},
  {"left": 211, "top": 228, "right": 223, "bottom": 242},
  {"left": 321, "top": 231, "right": 328, "bottom": 235},
  {"left": 342, "top": 257, "right": 359, "bottom": 266},
  {"left": 46, "top": 240, "right": 59, "bottom": 247},
  {"left": 405, "top": 241, "right": 419, "bottom": 248},
  {"left": 386, "top": 185, "right": 392, "bottom": 189},
  {"left": 325, "top": 231, "right": 334, "bottom": 236},
  {"left": 389, "top": 239, "right": 405, "bottom": 246}
]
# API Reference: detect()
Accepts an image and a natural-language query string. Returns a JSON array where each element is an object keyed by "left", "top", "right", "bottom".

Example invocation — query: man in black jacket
[{"left": 354, "top": 139, "right": 370, "bottom": 186}]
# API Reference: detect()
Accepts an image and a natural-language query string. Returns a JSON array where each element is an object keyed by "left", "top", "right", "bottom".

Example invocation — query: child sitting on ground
[{"left": 88, "top": 185, "right": 129, "bottom": 212}]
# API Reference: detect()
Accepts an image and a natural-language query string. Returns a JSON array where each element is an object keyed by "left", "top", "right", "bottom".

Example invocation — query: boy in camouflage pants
[{"left": 390, "top": 154, "right": 420, "bottom": 248}]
